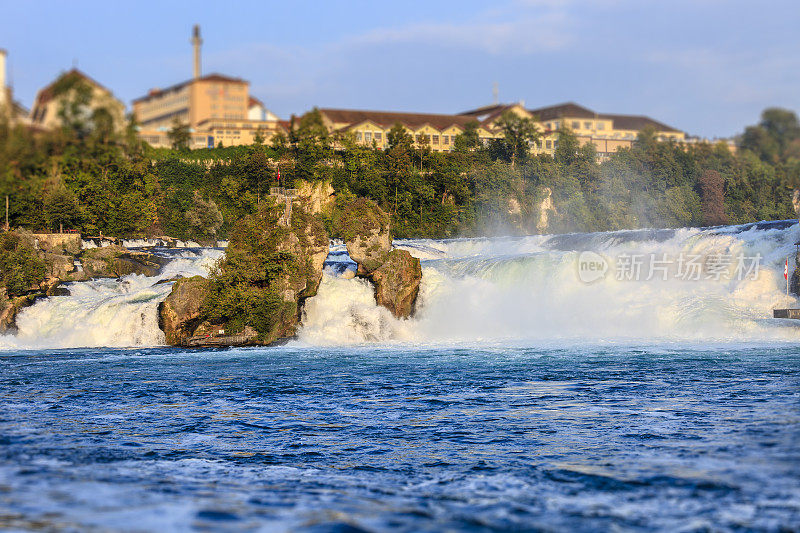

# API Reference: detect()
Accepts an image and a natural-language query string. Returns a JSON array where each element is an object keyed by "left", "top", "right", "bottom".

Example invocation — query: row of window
[
  {"left": 546, "top": 120, "right": 607, "bottom": 131},
  {"left": 355, "top": 131, "right": 460, "bottom": 146}
]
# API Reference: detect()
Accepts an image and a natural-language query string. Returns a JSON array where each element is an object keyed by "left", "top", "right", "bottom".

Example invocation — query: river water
[{"left": 1, "top": 223, "right": 799, "bottom": 531}]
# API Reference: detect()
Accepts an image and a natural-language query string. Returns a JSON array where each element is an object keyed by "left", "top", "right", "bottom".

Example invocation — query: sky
[{"left": 1, "top": 0, "right": 798, "bottom": 138}]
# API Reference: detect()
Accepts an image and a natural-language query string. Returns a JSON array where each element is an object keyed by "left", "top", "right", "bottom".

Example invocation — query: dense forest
[{"left": 1, "top": 95, "right": 799, "bottom": 241}]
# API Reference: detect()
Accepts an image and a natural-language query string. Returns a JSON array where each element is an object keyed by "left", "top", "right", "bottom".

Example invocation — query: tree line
[{"left": 1, "top": 85, "right": 798, "bottom": 241}]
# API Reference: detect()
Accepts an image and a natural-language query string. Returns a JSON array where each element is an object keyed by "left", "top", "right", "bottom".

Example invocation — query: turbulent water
[{"left": 1, "top": 222, "right": 799, "bottom": 531}]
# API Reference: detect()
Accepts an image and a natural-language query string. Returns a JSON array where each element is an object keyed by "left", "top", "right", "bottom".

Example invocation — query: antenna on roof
[
  {"left": 192, "top": 25, "right": 203, "bottom": 79},
  {"left": 492, "top": 82, "right": 499, "bottom": 105}
]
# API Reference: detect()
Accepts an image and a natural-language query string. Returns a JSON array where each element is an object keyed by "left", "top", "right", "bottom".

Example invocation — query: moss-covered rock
[
  {"left": 79, "top": 245, "right": 164, "bottom": 279},
  {"left": 337, "top": 198, "right": 392, "bottom": 275},
  {"left": 158, "top": 276, "right": 210, "bottom": 345},
  {"left": 369, "top": 249, "right": 422, "bottom": 319},
  {"left": 183, "top": 199, "right": 330, "bottom": 346}
]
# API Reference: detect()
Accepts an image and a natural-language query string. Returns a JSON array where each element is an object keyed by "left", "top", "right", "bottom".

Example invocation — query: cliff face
[
  {"left": 158, "top": 276, "right": 209, "bottom": 345},
  {"left": 338, "top": 198, "right": 392, "bottom": 275}
]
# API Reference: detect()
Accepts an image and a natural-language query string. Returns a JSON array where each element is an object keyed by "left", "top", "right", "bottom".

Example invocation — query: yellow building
[
  {"left": 132, "top": 26, "right": 282, "bottom": 149},
  {"left": 314, "top": 108, "right": 503, "bottom": 151},
  {"left": 0, "top": 49, "right": 30, "bottom": 127},
  {"left": 462, "top": 101, "right": 686, "bottom": 158},
  {"left": 29, "top": 69, "right": 126, "bottom": 133}
]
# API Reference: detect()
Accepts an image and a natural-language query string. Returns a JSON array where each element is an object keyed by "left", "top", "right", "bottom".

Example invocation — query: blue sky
[{"left": 2, "top": 0, "right": 798, "bottom": 138}]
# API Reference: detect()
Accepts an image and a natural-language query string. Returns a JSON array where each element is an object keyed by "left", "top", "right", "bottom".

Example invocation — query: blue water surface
[{"left": 1, "top": 344, "right": 799, "bottom": 532}]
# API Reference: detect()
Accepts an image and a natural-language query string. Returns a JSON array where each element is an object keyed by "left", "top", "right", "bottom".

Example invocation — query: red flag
[
  {"left": 784, "top": 258, "right": 789, "bottom": 280},
  {"left": 277, "top": 167, "right": 281, "bottom": 184}
]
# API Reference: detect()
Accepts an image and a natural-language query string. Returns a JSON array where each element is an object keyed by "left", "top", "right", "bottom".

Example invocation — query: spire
[{"left": 191, "top": 25, "right": 202, "bottom": 79}]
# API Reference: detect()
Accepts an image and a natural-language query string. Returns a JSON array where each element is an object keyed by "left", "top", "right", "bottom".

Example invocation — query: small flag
[{"left": 785, "top": 258, "right": 789, "bottom": 280}]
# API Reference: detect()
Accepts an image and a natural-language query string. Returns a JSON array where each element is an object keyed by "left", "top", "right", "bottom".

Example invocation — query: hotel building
[
  {"left": 312, "top": 101, "right": 686, "bottom": 159},
  {"left": 132, "top": 26, "right": 283, "bottom": 149}
]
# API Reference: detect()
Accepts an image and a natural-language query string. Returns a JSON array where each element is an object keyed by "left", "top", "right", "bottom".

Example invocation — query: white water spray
[
  {"left": 298, "top": 221, "right": 800, "bottom": 345},
  {"left": 0, "top": 249, "right": 222, "bottom": 349},
  {"left": 3, "top": 222, "right": 800, "bottom": 350}
]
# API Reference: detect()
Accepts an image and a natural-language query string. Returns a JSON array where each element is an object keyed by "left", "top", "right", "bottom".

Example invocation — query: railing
[{"left": 269, "top": 187, "right": 298, "bottom": 198}]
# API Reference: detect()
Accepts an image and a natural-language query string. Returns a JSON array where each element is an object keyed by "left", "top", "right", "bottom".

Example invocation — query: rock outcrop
[
  {"left": 158, "top": 276, "right": 210, "bottom": 345},
  {"left": 370, "top": 250, "right": 422, "bottom": 318},
  {"left": 335, "top": 198, "right": 422, "bottom": 319},
  {"left": 160, "top": 198, "right": 329, "bottom": 347},
  {"left": 338, "top": 198, "right": 392, "bottom": 275},
  {"left": 296, "top": 180, "right": 336, "bottom": 216},
  {"left": 78, "top": 245, "right": 165, "bottom": 279}
]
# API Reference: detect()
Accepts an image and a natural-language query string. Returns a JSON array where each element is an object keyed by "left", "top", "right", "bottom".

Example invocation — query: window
[
  {"left": 356, "top": 131, "right": 362, "bottom": 141},
  {"left": 536, "top": 140, "right": 542, "bottom": 148},
  {"left": 546, "top": 140, "right": 552, "bottom": 149},
  {"left": 572, "top": 121, "right": 579, "bottom": 129},
  {"left": 546, "top": 122, "right": 551, "bottom": 130},
  {"left": 443, "top": 135, "right": 449, "bottom": 145},
  {"left": 584, "top": 121, "right": 592, "bottom": 129},
  {"left": 365, "top": 131, "right": 372, "bottom": 142},
  {"left": 375, "top": 132, "right": 382, "bottom": 142},
  {"left": 554, "top": 121, "right": 561, "bottom": 130},
  {"left": 432, "top": 135, "right": 439, "bottom": 145},
  {"left": 597, "top": 122, "right": 605, "bottom": 130}
]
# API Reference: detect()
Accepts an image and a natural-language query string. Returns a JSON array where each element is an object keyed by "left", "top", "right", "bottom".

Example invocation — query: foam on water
[
  {"left": 298, "top": 220, "right": 800, "bottom": 345},
  {"left": 0, "top": 248, "right": 222, "bottom": 349},
  {"left": 5, "top": 221, "right": 800, "bottom": 350}
]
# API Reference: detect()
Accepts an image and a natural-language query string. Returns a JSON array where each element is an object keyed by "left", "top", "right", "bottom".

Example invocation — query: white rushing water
[
  {"left": 3, "top": 221, "right": 800, "bottom": 349},
  {"left": 300, "top": 220, "right": 800, "bottom": 345},
  {"left": 0, "top": 249, "right": 223, "bottom": 350}
]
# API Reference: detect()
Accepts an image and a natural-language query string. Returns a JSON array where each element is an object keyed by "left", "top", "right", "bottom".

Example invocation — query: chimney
[
  {"left": 191, "top": 25, "right": 202, "bottom": 79},
  {"left": 0, "top": 49, "right": 7, "bottom": 108}
]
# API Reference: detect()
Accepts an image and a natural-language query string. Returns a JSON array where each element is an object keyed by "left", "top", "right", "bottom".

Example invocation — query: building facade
[
  {"left": 29, "top": 69, "right": 126, "bottom": 132},
  {"left": 132, "top": 26, "right": 282, "bottom": 149},
  {"left": 0, "top": 48, "right": 30, "bottom": 126},
  {"left": 312, "top": 101, "right": 687, "bottom": 159},
  {"left": 314, "top": 108, "right": 503, "bottom": 152}
]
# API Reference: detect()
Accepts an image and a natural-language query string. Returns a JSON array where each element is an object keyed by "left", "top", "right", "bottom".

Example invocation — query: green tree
[
  {"left": 184, "top": 190, "right": 224, "bottom": 238},
  {"left": 492, "top": 111, "right": 539, "bottom": 168},
  {"left": 43, "top": 181, "right": 80, "bottom": 232},
  {"left": 168, "top": 118, "right": 191, "bottom": 152}
]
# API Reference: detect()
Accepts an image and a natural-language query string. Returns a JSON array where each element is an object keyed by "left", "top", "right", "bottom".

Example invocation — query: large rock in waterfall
[
  {"left": 78, "top": 245, "right": 165, "bottom": 279},
  {"left": 158, "top": 276, "right": 210, "bottom": 345},
  {"left": 333, "top": 198, "right": 422, "bottom": 319},
  {"left": 370, "top": 249, "right": 422, "bottom": 319},
  {"left": 160, "top": 198, "right": 329, "bottom": 346},
  {"left": 337, "top": 198, "right": 392, "bottom": 275}
]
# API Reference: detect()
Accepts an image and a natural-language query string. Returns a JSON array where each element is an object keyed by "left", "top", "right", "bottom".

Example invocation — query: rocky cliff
[
  {"left": 336, "top": 198, "right": 422, "bottom": 319},
  {"left": 160, "top": 198, "right": 329, "bottom": 346}
]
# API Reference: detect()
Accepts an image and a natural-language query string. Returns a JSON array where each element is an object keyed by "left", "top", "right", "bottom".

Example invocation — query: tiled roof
[
  {"left": 599, "top": 113, "right": 681, "bottom": 133},
  {"left": 528, "top": 102, "right": 597, "bottom": 121},
  {"left": 318, "top": 108, "right": 482, "bottom": 131},
  {"left": 33, "top": 69, "right": 113, "bottom": 106}
]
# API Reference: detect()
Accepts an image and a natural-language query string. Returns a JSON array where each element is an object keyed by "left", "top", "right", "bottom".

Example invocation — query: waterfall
[{"left": 3, "top": 221, "right": 800, "bottom": 349}]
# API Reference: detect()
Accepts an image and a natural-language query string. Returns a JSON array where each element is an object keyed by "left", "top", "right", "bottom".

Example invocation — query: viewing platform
[{"left": 269, "top": 187, "right": 298, "bottom": 226}]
